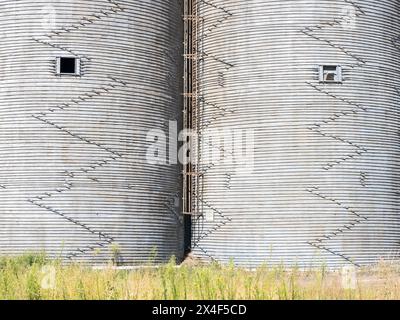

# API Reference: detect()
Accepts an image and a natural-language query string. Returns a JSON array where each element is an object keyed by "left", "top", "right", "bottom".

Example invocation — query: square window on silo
[
  {"left": 319, "top": 65, "right": 342, "bottom": 83},
  {"left": 56, "top": 57, "right": 81, "bottom": 76}
]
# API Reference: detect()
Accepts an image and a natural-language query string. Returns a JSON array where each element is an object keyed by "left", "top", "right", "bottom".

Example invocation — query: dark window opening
[
  {"left": 184, "top": 215, "right": 192, "bottom": 255},
  {"left": 60, "top": 58, "right": 76, "bottom": 74},
  {"left": 56, "top": 57, "right": 80, "bottom": 75}
]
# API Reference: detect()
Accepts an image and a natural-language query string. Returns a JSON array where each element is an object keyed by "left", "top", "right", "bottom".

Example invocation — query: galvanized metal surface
[
  {"left": 0, "top": 0, "right": 184, "bottom": 264},
  {"left": 192, "top": 0, "right": 400, "bottom": 267}
]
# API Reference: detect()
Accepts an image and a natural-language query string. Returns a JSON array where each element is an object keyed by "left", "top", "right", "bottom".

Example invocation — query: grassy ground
[{"left": 0, "top": 254, "right": 399, "bottom": 300}]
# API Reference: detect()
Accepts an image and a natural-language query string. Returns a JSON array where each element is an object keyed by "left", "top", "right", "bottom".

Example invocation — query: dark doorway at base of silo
[{"left": 184, "top": 214, "right": 192, "bottom": 255}]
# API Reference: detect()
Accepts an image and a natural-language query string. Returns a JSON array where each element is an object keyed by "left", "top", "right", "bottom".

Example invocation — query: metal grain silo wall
[
  {"left": 192, "top": 0, "right": 400, "bottom": 267},
  {"left": 0, "top": 0, "right": 184, "bottom": 264}
]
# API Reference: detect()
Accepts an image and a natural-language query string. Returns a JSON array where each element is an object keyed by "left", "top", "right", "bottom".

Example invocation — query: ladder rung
[
  {"left": 184, "top": 54, "right": 198, "bottom": 59},
  {"left": 183, "top": 172, "right": 201, "bottom": 176},
  {"left": 183, "top": 93, "right": 198, "bottom": 97},
  {"left": 183, "top": 15, "right": 201, "bottom": 21}
]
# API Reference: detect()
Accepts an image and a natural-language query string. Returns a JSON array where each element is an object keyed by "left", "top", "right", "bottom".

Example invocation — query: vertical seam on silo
[
  {"left": 301, "top": 0, "right": 368, "bottom": 267},
  {"left": 225, "top": 173, "right": 232, "bottom": 190},
  {"left": 360, "top": 172, "right": 367, "bottom": 187}
]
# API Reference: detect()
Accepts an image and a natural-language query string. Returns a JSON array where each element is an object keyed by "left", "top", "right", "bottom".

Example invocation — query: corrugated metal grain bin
[
  {"left": 192, "top": 0, "right": 400, "bottom": 267},
  {"left": 0, "top": 0, "right": 184, "bottom": 264}
]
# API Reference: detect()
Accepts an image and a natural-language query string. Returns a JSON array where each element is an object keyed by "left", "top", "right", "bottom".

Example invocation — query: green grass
[{"left": 0, "top": 254, "right": 399, "bottom": 300}]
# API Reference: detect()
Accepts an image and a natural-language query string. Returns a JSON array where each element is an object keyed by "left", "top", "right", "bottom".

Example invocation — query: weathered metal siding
[
  {"left": 0, "top": 0, "right": 184, "bottom": 264},
  {"left": 193, "top": 0, "right": 400, "bottom": 267}
]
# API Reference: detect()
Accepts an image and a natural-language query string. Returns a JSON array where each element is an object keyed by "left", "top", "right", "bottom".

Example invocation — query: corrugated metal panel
[
  {"left": 0, "top": 0, "right": 184, "bottom": 264},
  {"left": 192, "top": 0, "right": 400, "bottom": 267}
]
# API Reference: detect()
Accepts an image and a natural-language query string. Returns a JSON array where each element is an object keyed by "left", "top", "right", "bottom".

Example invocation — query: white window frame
[
  {"left": 56, "top": 57, "right": 81, "bottom": 76},
  {"left": 319, "top": 65, "right": 342, "bottom": 83}
]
